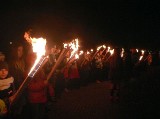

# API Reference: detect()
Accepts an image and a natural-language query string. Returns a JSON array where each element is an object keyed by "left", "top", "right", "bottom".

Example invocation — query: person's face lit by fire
[
  {"left": 17, "top": 46, "right": 23, "bottom": 58},
  {"left": 0, "top": 69, "right": 8, "bottom": 79}
]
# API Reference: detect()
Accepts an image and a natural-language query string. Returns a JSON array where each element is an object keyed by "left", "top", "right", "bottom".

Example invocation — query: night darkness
[{"left": 0, "top": 0, "right": 160, "bottom": 52}]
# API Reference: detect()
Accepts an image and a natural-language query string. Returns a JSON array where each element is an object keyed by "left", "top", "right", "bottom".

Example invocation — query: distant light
[
  {"left": 9, "top": 42, "right": 13, "bottom": 44},
  {"left": 136, "top": 49, "right": 139, "bottom": 52}
]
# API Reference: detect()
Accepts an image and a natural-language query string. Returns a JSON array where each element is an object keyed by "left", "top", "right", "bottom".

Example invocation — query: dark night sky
[{"left": 0, "top": 0, "right": 160, "bottom": 52}]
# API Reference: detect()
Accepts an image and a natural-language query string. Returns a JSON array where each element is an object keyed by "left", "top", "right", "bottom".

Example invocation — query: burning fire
[
  {"left": 63, "top": 38, "right": 79, "bottom": 59},
  {"left": 24, "top": 32, "right": 47, "bottom": 76},
  {"left": 139, "top": 50, "right": 145, "bottom": 61},
  {"left": 121, "top": 48, "right": 124, "bottom": 58},
  {"left": 75, "top": 54, "right": 79, "bottom": 59},
  {"left": 28, "top": 37, "right": 46, "bottom": 76},
  {"left": 107, "top": 47, "right": 111, "bottom": 52},
  {"left": 110, "top": 49, "right": 114, "bottom": 55},
  {"left": 102, "top": 45, "right": 106, "bottom": 49},
  {"left": 30, "top": 37, "right": 46, "bottom": 57},
  {"left": 90, "top": 49, "right": 93, "bottom": 52},
  {"left": 79, "top": 50, "right": 84, "bottom": 55},
  {"left": 70, "top": 38, "right": 79, "bottom": 58},
  {"left": 97, "top": 45, "right": 102, "bottom": 51}
]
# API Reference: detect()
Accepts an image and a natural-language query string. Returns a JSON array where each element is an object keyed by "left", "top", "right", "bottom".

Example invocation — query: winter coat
[{"left": 27, "top": 77, "right": 54, "bottom": 103}]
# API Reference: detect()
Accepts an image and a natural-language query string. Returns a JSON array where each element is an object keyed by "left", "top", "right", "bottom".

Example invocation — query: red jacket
[
  {"left": 27, "top": 78, "right": 54, "bottom": 103},
  {"left": 68, "top": 62, "right": 80, "bottom": 79}
]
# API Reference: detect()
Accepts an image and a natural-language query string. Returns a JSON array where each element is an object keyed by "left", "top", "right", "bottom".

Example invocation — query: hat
[{"left": 0, "top": 61, "right": 8, "bottom": 70}]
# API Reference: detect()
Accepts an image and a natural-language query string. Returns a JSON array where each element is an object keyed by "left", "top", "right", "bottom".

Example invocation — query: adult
[
  {"left": 108, "top": 47, "right": 123, "bottom": 102},
  {"left": 8, "top": 42, "right": 27, "bottom": 119}
]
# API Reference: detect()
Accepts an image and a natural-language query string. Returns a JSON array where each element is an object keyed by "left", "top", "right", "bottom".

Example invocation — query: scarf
[{"left": 0, "top": 77, "right": 14, "bottom": 90}]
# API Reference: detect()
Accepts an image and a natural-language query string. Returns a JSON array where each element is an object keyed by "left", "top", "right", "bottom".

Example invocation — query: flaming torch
[
  {"left": 80, "top": 50, "right": 90, "bottom": 67},
  {"left": 28, "top": 37, "right": 48, "bottom": 77},
  {"left": 103, "top": 46, "right": 110, "bottom": 57},
  {"left": 101, "top": 45, "right": 106, "bottom": 54},
  {"left": 106, "top": 48, "right": 114, "bottom": 61},
  {"left": 139, "top": 50, "right": 145, "bottom": 61},
  {"left": 121, "top": 48, "right": 125, "bottom": 58},
  {"left": 46, "top": 45, "right": 69, "bottom": 81},
  {"left": 79, "top": 50, "right": 84, "bottom": 56},
  {"left": 65, "top": 39, "right": 79, "bottom": 64},
  {"left": 91, "top": 45, "right": 102, "bottom": 60},
  {"left": 46, "top": 39, "right": 79, "bottom": 81}
]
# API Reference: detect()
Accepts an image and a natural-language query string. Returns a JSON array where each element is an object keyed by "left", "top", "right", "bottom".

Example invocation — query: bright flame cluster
[
  {"left": 31, "top": 37, "right": 46, "bottom": 58},
  {"left": 27, "top": 37, "right": 47, "bottom": 76},
  {"left": 63, "top": 38, "right": 79, "bottom": 59},
  {"left": 139, "top": 50, "right": 145, "bottom": 61}
]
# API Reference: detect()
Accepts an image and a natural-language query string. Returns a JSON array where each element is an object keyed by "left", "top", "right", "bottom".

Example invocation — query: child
[
  {"left": 27, "top": 69, "right": 54, "bottom": 119},
  {"left": 0, "top": 61, "right": 15, "bottom": 118}
]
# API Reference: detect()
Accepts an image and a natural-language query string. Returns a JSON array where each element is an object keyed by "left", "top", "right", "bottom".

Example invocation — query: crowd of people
[{"left": 0, "top": 39, "right": 160, "bottom": 119}]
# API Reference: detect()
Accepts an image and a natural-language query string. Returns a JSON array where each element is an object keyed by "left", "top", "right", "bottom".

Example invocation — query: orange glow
[
  {"left": 121, "top": 48, "right": 124, "bottom": 57},
  {"left": 139, "top": 50, "right": 145, "bottom": 61},
  {"left": 79, "top": 50, "right": 84, "bottom": 55},
  {"left": 87, "top": 51, "right": 90, "bottom": 54},
  {"left": 26, "top": 37, "right": 47, "bottom": 76},
  {"left": 97, "top": 46, "right": 102, "bottom": 51},
  {"left": 110, "top": 49, "right": 114, "bottom": 55},
  {"left": 102, "top": 45, "right": 106, "bottom": 49},
  {"left": 69, "top": 39, "right": 79, "bottom": 58},
  {"left": 107, "top": 47, "right": 111, "bottom": 52},
  {"left": 75, "top": 54, "right": 79, "bottom": 59}
]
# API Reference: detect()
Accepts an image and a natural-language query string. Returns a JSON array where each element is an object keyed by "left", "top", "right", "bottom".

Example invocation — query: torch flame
[
  {"left": 141, "top": 50, "right": 144, "bottom": 55},
  {"left": 27, "top": 37, "right": 47, "bottom": 76},
  {"left": 102, "top": 45, "right": 106, "bottom": 49},
  {"left": 97, "top": 46, "right": 102, "bottom": 51},
  {"left": 139, "top": 50, "right": 145, "bottom": 61},
  {"left": 63, "top": 43, "right": 68, "bottom": 48},
  {"left": 31, "top": 37, "right": 46, "bottom": 57},
  {"left": 75, "top": 54, "right": 79, "bottom": 59},
  {"left": 121, "top": 48, "right": 124, "bottom": 58},
  {"left": 87, "top": 51, "right": 90, "bottom": 54},
  {"left": 107, "top": 47, "right": 111, "bottom": 52},
  {"left": 136, "top": 49, "right": 139, "bottom": 53},
  {"left": 79, "top": 50, "right": 84, "bottom": 55},
  {"left": 110, "top": 49, "right": 114, "bottom": 55},
  {"left": 90, "top": 49, "right": 93, "bottom": 52},
  {"left": 139, "top": 56, "right": 143, "bottom": 61},
  {"left": 69, "top": 38, "right": 79, "bottom": 58}
]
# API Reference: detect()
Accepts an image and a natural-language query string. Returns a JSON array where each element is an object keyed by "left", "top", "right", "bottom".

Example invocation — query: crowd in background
[{"left": 0, "top": 40, "right": 160, "bottom": 119}]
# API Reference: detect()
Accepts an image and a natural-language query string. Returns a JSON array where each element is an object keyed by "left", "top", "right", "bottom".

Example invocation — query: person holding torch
[{"left": 108, "top": 47, "right": 123, "bottom": 102}]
